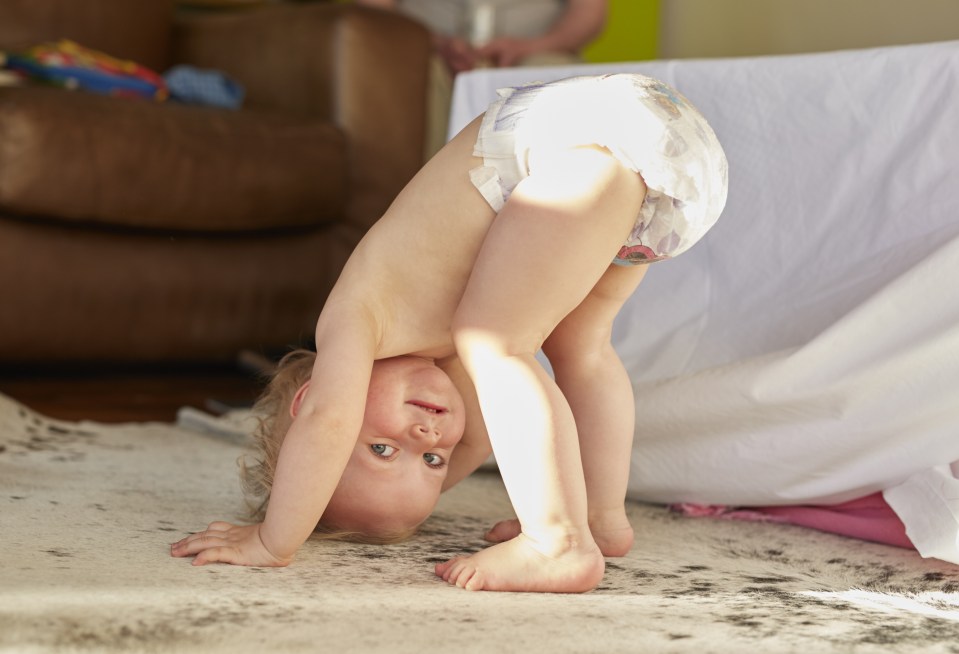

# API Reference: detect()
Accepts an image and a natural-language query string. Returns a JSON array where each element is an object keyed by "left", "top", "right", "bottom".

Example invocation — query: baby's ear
[{"left": 290, "top": 381, "right": 311, "bottom": 418}]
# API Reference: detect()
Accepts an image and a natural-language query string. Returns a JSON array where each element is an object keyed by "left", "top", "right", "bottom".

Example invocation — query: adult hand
[
  {"left": 476, "top": 37, "right": 540, "bottom": 68},
  {"left": 170, "top": 521, "right": 293, "bottom": 567},
  {"left": 434, "top": 34, "right": 478, "bottom": 74}
]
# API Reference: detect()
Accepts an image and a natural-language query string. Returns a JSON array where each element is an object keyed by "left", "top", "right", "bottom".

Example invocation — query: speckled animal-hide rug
[{"left": 2, "top": 393, "right": 958, "bottom": 654}]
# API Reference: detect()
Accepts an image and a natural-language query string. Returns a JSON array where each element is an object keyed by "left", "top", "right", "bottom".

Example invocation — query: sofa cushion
[
  {"left": 0, "top": 0, "right": 173, "bottom": 73},
  {"left": 0, "top": 87, "right": 348, "bottom": 233}
]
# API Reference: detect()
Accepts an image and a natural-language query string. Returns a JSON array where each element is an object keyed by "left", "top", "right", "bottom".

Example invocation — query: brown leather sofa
[{"left": 0, "top": 0, "right": 430, "bottom": 365}]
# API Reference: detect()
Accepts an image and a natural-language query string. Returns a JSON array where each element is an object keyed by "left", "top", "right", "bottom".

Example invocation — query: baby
[{"left": 172, "top": 73, "right": 728, "bottom": 592}]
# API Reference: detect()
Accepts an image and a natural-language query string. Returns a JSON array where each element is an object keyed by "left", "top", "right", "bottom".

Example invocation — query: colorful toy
[{"left": 3, "top": 40, "right": 168, "bottom": 101}]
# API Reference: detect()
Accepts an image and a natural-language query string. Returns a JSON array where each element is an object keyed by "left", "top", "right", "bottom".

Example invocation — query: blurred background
[
  {"left": 179, "top": 0, "right": 959, "bottom": 61},
  {"left": 2, "top": 0, "right": 957, "bottom": 421}
]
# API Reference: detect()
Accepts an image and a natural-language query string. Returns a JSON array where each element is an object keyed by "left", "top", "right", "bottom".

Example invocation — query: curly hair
[
  {"left": 238, "top": 349, "right": 417, "bottom": 546},
  {"left": 240, "top": 348, "right": 316, "bottom": 523}
]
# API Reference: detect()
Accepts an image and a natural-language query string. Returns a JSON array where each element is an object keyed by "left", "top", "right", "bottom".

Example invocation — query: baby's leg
[
  {"left": 486, "top": 265, "right": 647, "bottom": 557},
  {"left": 437, "top": 145, "right": 647, "bottom": 592}
]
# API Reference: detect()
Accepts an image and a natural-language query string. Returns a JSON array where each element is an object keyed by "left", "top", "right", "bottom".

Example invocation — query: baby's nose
[{"left": 410, "top": 423, "right": 441, "bottom": 444}]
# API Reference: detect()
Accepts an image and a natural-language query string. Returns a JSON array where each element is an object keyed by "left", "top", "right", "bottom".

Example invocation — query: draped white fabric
[{"left": 449, "top": 41, "right": 959, "bottom": 564}]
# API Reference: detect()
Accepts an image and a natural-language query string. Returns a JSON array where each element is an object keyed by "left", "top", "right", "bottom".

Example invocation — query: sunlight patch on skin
[
  {"left": 800, "top": 590, "right": 959, "bottom": 621},
  {"left": 522, "top": 144, "right": 627, "bottom": 213},
  {"left": 454, "top": 332, "right": 555, "bottom": 503}
]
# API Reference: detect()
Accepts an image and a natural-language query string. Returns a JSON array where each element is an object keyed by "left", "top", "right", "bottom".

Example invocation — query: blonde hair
[
  {"left": 240, "top": 348, "right": 315, "bottom": 523},
  {"left": 239, "top": 349, "right": 417, "bottom": 546}
]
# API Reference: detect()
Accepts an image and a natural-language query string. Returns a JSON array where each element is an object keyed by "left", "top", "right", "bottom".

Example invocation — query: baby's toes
[{"left": 434, "top": 556, "right": 463, "bottom": 581}]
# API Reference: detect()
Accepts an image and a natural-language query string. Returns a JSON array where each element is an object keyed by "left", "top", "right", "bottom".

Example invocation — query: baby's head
[{"left": 242, "top": 350, "right": 466, "bottom": 543}]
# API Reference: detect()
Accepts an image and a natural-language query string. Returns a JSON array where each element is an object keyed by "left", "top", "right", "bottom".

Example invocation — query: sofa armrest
[{"left": 173, "top": 4, "right": 431, "bottom": 233}]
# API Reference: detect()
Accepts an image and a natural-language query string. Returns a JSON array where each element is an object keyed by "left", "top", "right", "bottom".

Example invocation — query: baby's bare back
[{"left": 331, "top": 117, "right": 496, "bottom": 360}]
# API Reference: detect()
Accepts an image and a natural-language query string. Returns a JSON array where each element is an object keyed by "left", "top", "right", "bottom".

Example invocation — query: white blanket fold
[{"left": 450, "top": 40, "right": 959, "bottom": 565}]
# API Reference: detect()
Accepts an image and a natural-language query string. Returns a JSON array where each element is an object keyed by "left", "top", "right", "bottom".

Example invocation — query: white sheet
[{"left": 449, "top": 41, "right": 959, "bottom": 564}]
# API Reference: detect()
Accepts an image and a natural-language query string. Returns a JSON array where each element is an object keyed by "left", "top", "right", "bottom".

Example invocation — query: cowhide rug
[{"left": 2, "top": 393, "right": 958, "bottom": 654}]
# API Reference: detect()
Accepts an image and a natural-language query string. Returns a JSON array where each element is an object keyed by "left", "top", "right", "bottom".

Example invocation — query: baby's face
[{"left": 321, "top": 356, "right": 466, "bottom": 536}]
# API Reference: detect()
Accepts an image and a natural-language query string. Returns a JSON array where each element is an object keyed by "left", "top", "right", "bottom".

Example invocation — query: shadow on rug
[{"left": 2, "top": 393, "right": 958, "bottom": 653}]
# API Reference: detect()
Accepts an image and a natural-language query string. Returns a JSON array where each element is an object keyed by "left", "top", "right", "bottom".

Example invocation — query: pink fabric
[{"left": 670, "top": 492, "right": 914, "bottom": 550}]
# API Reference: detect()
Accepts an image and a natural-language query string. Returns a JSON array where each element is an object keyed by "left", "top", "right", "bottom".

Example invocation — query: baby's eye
[
  {"left": 371, "top": 444, "right": 397, "bottom": 458},
  {"left": 423, "top": 453, "right": 446, "bottom": 468}
]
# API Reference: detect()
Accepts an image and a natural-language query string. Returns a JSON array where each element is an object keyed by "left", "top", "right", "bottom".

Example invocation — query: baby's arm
[
  {"left": 172, "top": 304, "right": 377, "bottom": 566},
  {"left": 437, "top": 355, "right": 492, "bottom": 492},
  {"left": 256, "top": 309, "right": 376, "bottom": 560}
]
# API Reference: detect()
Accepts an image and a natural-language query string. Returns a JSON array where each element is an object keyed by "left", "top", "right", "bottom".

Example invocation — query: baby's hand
[{"left": 170, "top": 521, "right": 293, "bottom": 567}]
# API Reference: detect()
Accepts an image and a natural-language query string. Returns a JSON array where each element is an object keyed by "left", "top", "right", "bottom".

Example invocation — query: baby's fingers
[
  {"left": 170, "top": 522, "right": 290, "bottom": 567},
  {"left": 170, "top": 531, "right": 225, "bottom": 557},
  {"left": 192, "top": 546, "right": 242, "bottom": 566}
]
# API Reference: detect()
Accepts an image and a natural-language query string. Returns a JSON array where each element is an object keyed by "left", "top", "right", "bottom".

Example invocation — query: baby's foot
[
  {"left": 435, "top": 533, "right": 604, "bottom": 593},
  {"left": 485, "top": 512, "right": 634, "bottom": 557},
  {"left": 484, "top": 519, "right": 522, "bottom": 543},
  {"left": 589, "top": 515, "right": 634, "bottom": 557}
]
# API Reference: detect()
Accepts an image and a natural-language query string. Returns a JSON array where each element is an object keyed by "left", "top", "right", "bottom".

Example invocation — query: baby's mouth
[{"left": 408, "top": 400, "right": 447, "bottom": 414}]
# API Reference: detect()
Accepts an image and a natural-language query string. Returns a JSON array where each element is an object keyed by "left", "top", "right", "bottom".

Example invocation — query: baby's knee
[
  {"left": 542, "top": 328, "right": 615, "bottom": 372},
  {"left": 451, "top": 313, "right": 546, "bottom": 372}
]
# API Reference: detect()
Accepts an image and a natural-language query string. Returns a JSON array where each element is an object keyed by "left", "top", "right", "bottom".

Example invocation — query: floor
[{"left": 0, "top": 366, "right": 265, "bottom": 423}]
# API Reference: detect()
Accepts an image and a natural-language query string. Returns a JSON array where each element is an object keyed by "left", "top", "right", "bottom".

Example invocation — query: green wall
[{"left": 583, "top": 0, "right": 659, "bottom": 62}]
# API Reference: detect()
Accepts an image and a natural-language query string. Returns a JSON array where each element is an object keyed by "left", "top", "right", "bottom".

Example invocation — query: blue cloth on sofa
[{"left": 163, "top": 65, "right": 244, "bottom": 109}]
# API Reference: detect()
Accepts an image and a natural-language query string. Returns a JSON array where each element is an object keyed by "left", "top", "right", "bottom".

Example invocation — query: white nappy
[{"left": 469, "top": 74, "right": 729, "bottom": 264}]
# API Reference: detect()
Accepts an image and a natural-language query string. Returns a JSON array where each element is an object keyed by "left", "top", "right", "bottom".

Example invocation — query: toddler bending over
[{"left": 172, "top": 73, "right": 728, "bottom": 592}]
